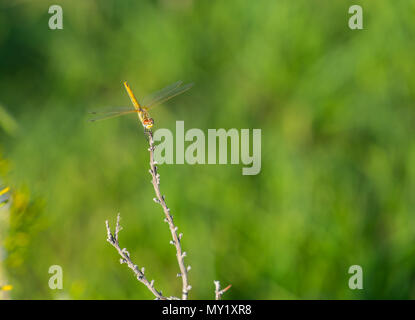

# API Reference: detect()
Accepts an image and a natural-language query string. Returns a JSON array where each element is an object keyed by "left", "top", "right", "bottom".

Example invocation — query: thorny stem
[
  {"left": 146, "top": 129, "right": 191, "bottom": 300},
  {"left": 105, "top": 214, "right": 179, "bottom": 300},
  {"left": 214, "top": 281, "right": 232, "bottom": 300}
]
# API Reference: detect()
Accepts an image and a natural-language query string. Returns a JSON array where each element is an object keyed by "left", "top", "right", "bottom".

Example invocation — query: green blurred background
[{"left": 0, "top": 0, "right": 414, "bottom": 299}]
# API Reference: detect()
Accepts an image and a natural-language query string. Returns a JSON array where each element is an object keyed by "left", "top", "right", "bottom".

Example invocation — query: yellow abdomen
[{"left": 123, "top": 81, "right": 141, "bottom": 110}]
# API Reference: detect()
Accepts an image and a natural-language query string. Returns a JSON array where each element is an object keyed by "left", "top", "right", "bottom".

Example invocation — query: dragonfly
[{"left": 89, "top": 81, "right": 193, "bottom": 129}]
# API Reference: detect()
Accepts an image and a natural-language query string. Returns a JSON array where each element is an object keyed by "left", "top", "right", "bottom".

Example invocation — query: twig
[
  {"left": 214, "top": 281, "right": 232, "bottom": 300},
  {"left": 105, "top": 214, "right": 179, "bottom": 300},
  {"left": 146, "top": 129, "right": 191, "bottom": 300}
]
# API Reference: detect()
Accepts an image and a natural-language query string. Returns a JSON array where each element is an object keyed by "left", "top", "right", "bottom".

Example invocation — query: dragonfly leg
[{"left": 143, "top": 127, "right": 152, "bottom": 141}]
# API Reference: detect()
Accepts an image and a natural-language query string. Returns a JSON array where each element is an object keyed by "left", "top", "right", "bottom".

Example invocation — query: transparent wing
[
  {"left": 88, "top": 109, "right": 138, "bottom": 122},
  {"left": 143, "top": 81, "right": 194, "bottom": 109},
  {"left": 142, "top": 81, "right": 182, "bottom": 107},
  {"left": 88, "top": 106, "right": 134, "bottom": 114}
]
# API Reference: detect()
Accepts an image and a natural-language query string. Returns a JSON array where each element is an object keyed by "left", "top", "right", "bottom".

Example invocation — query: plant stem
[{"left": 146, "top": 129, "right": 191, "bottom": 300}]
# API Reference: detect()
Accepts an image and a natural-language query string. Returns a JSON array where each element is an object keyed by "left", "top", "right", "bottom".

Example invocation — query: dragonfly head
[{"left": 143, "top": 118, "right": 154, "bottom": 129}]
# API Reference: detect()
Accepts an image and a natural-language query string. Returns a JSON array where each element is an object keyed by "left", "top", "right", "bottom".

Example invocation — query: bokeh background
[{"left": 0, "top": 0, "right": 414, "bottom": 299}]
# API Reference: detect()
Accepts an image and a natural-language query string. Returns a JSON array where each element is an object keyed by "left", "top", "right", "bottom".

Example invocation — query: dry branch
[
  {"left": 105, "top": 214, "right": 179, "bottom": 300},
  {"left": 214, "top": 281, "right": 232, "bottom": 300},
  {"left": 105, "top": 126, "right": 230, "bottom": 300},
  {"left": 146, "top": 129, "right": 191, "bottom": 300}
]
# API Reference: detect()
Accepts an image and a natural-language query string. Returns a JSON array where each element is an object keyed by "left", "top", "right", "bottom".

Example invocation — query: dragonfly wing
[
  {"left": 145, "top": 82, "right": 194, "bottom": 109},
  {"left": 88, "top": 110, "right": 138, "bottom": 122},
  {"left": 142, "top": 81, "right": 183, "bottom": 107},
  {"left": 88, "top": 107, "right": 134, "bottom": 114}
]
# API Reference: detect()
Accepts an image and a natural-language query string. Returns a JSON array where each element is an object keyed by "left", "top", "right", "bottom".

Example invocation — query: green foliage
[
  {"left": 4, "top": 187, "right": 46, "bottom": 298},
  {"left": 0, "top": 150, "right": 45, "bottom": 298},
  {"left": 0, "top": 0, "right": 414, "bottom": 299}
]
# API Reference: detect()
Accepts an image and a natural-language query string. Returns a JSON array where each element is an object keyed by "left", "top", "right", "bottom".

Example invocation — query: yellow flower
[
  {"left": 1, "top": 284, "right": 13, "bottom": 291},
  {"left": 0, "top": 186, "right": 10, "bottom": 197}
]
